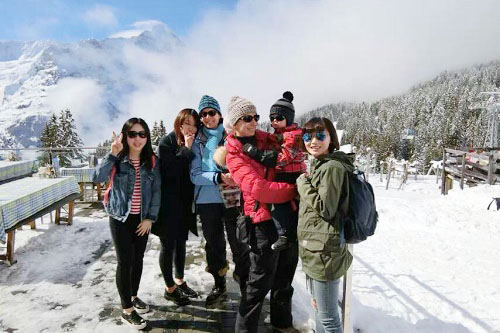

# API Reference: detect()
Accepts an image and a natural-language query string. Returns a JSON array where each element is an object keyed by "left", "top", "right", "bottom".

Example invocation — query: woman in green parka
[{"left": 296, "top": 117, "right": 353, "bottom": 333}]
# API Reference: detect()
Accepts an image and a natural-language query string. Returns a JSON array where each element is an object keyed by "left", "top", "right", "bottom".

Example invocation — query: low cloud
[
  {"left": 45, "top": 77, "right": 114, "bottom": 144},
  {"left": 82, "top": 4, "right": 118, "bottom": 27},
  {"left": 47, "top": 0, "right": 500, "bottom": 144}
]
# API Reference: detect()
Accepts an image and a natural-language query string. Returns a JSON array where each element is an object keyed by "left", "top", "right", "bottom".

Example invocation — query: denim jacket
[{"left": 93, "top": 152, "right": 161, "bottom": 222}]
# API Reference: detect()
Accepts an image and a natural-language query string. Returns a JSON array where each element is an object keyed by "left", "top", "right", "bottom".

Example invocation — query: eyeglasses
[
  {"left": 270, "top": 114, "right": 285, "bottom": 122},
  {"left": 303, "top": 131, "right": 326, "bottom": 142},
  {"left": 240, "top": 114, "right": 260, "bottom": 123},
  {"left": 127, "top": 131, "right": 147, "bottom": 138},
  {"left": 201, "top": 110, "right": 217, "bottom": 118}
]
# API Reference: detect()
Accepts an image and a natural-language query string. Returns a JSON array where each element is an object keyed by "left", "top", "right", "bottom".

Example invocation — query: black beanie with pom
[{"left": 270, "top": 91, "right": 295, "bottom": 126}]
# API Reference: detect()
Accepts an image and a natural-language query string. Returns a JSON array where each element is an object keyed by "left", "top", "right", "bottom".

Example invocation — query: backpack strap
[{"left": 103, "top": 155, "right": 156, "bottom": 206}]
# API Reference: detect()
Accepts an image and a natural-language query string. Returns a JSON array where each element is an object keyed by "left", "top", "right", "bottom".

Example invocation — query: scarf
[{"left": 201, "top": 124, "right": 224, "bottom": 172}]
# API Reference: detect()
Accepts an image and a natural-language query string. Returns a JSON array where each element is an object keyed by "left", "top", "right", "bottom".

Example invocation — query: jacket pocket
[{"left": 301, "top": 239, "right": 325, "bottom": 252}]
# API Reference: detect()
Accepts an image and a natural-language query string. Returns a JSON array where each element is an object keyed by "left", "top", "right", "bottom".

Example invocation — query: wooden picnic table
[{"left": 0, "top": 176, "right": 80, "bottom": 265}]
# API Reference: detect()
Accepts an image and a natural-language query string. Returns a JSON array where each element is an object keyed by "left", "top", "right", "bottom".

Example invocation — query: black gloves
[{"left": 242, "top": 143, "right": 278, "bottom": 168}]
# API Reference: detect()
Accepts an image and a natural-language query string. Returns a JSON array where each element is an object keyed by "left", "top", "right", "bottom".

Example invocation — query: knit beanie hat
[
  {"left": 270, "top": 91, "right": 295, "bottom": 126},
  {"left": 198, "top": 95, "right": 221, "bottom": 114},
  {"left": 227, "top": 96, "right": 257, "bottom": 126}
]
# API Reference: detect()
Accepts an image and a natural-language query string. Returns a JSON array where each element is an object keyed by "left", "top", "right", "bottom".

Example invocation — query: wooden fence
[
  {"left": 441, "top": 148, "right": 500, "bottom": 194},
  {"left": 379, "top": 159, "right": 420, "bottom": 190}
]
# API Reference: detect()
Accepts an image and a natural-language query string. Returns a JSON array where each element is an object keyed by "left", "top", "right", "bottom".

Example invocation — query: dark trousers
[
  {"left": 235, "top": 220, "right": 299, "bottom": 333},
  {"left": 198, "top": 203, "right": 241, "bottom": 285},
  {"left": 159, "top": 236, "right": 187, "bottom": 287},
  {"left": 269, "top": 201, "right": 295, "bottom": 237},
  {"left": 269, "top": 172, "right": 301, "bottom": 238},
  {"left": 109, "top": 214, "right": 149, "bottom": 309}
]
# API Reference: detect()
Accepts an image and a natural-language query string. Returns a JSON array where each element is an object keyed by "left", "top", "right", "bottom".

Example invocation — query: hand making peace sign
[{"left": 110, "top": 131, "right": 123, "bottom": 156}]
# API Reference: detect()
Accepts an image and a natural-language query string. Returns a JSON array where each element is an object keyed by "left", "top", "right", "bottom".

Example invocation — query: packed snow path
[{"left": 0, "top": 176, "right": 499, "bottom": 332}]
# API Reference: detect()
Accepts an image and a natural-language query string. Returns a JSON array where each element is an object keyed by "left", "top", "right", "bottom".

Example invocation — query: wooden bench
[{"left": 0, "top": 192, "right": 80, "bottom": 266}]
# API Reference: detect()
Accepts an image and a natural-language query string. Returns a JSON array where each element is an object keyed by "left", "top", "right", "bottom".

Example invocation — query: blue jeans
[{"left": 306, "top": 275, "right": 343, "bottom": 333}]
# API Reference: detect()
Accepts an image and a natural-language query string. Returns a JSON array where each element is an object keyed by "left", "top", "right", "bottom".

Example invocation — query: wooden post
[
  {"left": 386, "top": 160, "right": 393, "bottom": 190},
  {"left": 29, "top": 221, "right": 36, "bottom": 229},
  {"left": 488, "top": 153, "right": 495, "bottom": 185},
  {"left": 68, "top": 200, "right": 74, "bottom": 226},
  {"left": 441, "top": 149, "right": 447, "bottom": 195},
  {"left": 79, "top": 183, "right": 84, "bottom": 201},
  {"left": 96, "top": 183, "right": 102, "bottom": 201},
  {"left": 380, "top": 161, "right": 384, "bottom": 182},
  {"left": 460, "top": 153, "right": 466, "bottom": 190},
  {"left": 6, "top": 230, "right": 16, "bottom": 265},
  {"left": 404, "top": 162, "right": 408, "bottom": 183},
  {"left": 342, "top": 244, "right": 354, "bottom": 333},
  {"left": 55, "top": 208, "right": 61, "bottom": 225}
]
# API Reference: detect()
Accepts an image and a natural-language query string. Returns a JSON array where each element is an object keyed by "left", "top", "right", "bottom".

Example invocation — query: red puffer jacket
[{"left": 225, "top": 130, "right": 297, "bottom": 223}]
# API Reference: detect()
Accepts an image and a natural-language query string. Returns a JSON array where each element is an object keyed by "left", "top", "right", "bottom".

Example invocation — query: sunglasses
[
  {"left": 127, "top": 131, "right": 147, "bottom": 139},
  {"left": 201, "top": 110, "right": 218, "bottom": 118},
  {"left": 240, "top": 114, "right": 260, "bottom": 123},
  {"left": 303, "top": 131, "right": 326, "bottom": 142},
  {"left": 270, "top": 114, "right": 285, "bottom": 122}
]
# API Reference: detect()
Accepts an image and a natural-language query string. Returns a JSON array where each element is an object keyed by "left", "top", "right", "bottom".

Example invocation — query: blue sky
[{"left": 0, "top": 0, "right": 237, "bottom": 41}]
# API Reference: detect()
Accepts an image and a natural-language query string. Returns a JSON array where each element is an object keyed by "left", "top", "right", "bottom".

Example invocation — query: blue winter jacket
[
  {"left": 93, "top": 152, "right": 161, "bottom": 222},
  {"left": 190, "top": 129, "right": 224, "bottom": 204}
]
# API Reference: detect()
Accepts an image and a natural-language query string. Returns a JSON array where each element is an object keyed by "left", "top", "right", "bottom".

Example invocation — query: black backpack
[{"left": 340, "top": 169, "right": 378, "bottom": 244}]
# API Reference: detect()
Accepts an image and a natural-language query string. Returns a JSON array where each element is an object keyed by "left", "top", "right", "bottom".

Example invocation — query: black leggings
[
  {"left": 159, "top": 237, "right": 187, "bottom": 287},
  {"left": 109, "top": 214, "right": 149, "bottom": 309}
]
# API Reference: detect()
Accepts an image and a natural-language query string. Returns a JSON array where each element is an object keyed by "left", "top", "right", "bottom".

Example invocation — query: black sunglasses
[
  {"left": 201, "top": 110, "right": 218, "bottom": 118},
  {"left": 270, "top": 114, "right": 285, "bottom": 122},
  {"left": 127, "top": 130, "right": 147, "bottom": 138},
  {"left": 240, "top": 114, "right": 260, "bottom": 123}
]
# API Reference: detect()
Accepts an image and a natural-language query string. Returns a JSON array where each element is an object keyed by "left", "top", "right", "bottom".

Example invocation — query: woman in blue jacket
[
  {"left": 190, "top": 95, "right": 241, "bottom": 305},
  {"left": 93, "top": 117, "right": 161, "bottom": 330}
]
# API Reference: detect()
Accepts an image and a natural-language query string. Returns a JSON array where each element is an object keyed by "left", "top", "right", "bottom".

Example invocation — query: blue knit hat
[{"left": 198, "top": 95, "right": 221, "bottom": 114}]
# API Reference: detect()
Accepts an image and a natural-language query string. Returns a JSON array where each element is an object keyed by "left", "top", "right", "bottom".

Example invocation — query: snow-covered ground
[{"left": 0, "top": 175, "right": 499, "bottom": 332}]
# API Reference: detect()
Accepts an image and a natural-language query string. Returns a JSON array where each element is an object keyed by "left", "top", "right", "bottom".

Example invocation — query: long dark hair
[
  {"left": 173, "top": 108, "right": 200, "bottom": 146},
  {"left": 118, "top": 117, "right": 155, "bottom": 170},
  {"left": 302, "top": 117, "right": 340, "bottom": 153}
]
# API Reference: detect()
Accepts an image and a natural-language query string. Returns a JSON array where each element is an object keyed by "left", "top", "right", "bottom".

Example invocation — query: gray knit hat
[
  {"left": 270, "top": 91, "right": 295, "bottom": 126},
  {"left": 227, "top": 96, "right": 257, "bottom": 126}
]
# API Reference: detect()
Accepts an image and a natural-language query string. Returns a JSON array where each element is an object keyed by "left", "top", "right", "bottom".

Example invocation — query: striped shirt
[{"left": 130, "top": 159, "right": 141, "bottom": 215}]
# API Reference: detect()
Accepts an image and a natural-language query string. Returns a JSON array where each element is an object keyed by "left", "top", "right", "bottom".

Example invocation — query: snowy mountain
[{"left": 0, "top": 25, "right": 181, "bottom": 148}]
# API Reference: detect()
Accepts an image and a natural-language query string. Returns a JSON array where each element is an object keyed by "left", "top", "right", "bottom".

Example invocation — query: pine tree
[
  {"left": 39, "top": 114, "right": 59, "bottom": 165},
  {"left": 57, "top": 109, "right": 85, "bottom": 167},
  {"left": 96, "top": 139, "right": 112, "bottom": 158},
  {"left": 151, "top": 121, "right": 160, "bottom": 146},
  {"left": 158, "top": 120, "right": 166, "bottom": 138}
]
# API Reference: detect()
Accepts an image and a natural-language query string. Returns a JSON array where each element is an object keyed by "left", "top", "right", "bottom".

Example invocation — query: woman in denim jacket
[{"left": 93, "top": 117, "right": 161, "bottom": 330}]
